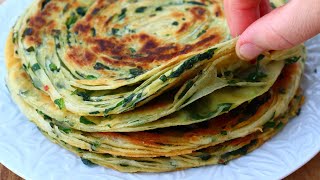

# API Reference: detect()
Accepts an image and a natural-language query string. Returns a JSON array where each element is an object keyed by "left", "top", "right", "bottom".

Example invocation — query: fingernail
[{"left": 238, "top": 43, "right": 264, "bottom": 60}]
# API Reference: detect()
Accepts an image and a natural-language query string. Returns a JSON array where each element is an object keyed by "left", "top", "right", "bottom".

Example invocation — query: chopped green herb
[
  {"left": 41, "top": 0, "right": 51, "bottom": 10},
  {"left": 63, "top": 4, "right": 70, "bottom": 13},
  {"left": 54, "top": 98, "right": 65, "bottom": 110},
  {"left": 36, "top": 110, "right": 50, "bottom": 120},
  {"left": 220, "top": 131, "right": 227, "bottom": 135},
  {"left": 76, "top": 7, "right": 87, "bottom": 16},
  {"left": 122, "top": 93, "right": 135, "bottom": 107},
  {"left": 93, "top": 62, "right": 111, "bottom": 70},
  {"left": 89, "top": 111, "right": 100, "bottom": 115},
  {"left": 198, "top": 153, "right": 211, "bottom": 161},
  {"left": 155, "top": 6, "right": 163, "bottom": 11},
  {"left": 49, "top": 63, "right": 59, "bottom": 72},
  {"left": 270, "top": 2, "right": 276, "bottom": 9},
  {"left": 65, "top": 12, "right": 78, "bottom": 29},
  {"left": 196, "top": 29, "right": 206, "bottom": 38},
  {"left": 118, "top": 8, "right": 127, "bottom": 20},
  {"left": 31, "top": 63, "right": 41, "bottom": 72},
  {"left": 22, "top": 28, "right": 33, "bottom": 38},
  {"left": 81, "top": 158, "right": 96, "bottom": 167},
  {"left": 172, "top": 21, "right": 179, "bottom": 26},
  {"left": 91, "top": 142, "right": 100, "bottom": 151},
  {"left": 221, "top": 140, "right": 257, "bottom": 159},
  {"left": 129, "top": 68, "right": 144, "bottom": 77},
  {"left": 296, "top": 108, "right": 301, "bottom": 116},
  {"left": 285, "top": 56, "right": 300, "bottom": 64},
  {"left": 104, "top": 154, "right": 113, "bottom": 158},
  {"left": 169, "top": 161, "right": 177, "bottom": 167},
  {"left": 12, "top": 32, "right": 18, "bottom": 43},
  {"left": 26, "top": 46, "right": 35, "bottom": 52},
  {"left": 136, "top": 93, "right": 142, "bottom": 99},
  {"left": 111, "top": 28, "right": 119, "bottom": 35},
  {"left": 257, "top": 54, "right": 265, "bottom": 61},
  {"left": 186, "top": 1, "right": 206, "bottom": 6},
  {"left": 104, "top": 108, "right": 113, "bottom": 115},
  {"left": 75, "top": 71, "right": 97, "bottom": 80},
  {"left": 169, "top": 48, "right": 217, "bottom": 78},
  {"left": 246, "top": 56, "right": 267, "bottom": 82},
  {"left": 263, "top": 121, "right": 276, "bottom": 129},
  {"left": 135, "top": 6, "right": 147, "bottom": 13},
  {"left": 55, "top": 42, "right": 61, "bottom": 49},
  {"left": 22, "top": 64, "right": 27, "bottom": 70},
  {"left": 159, "top": 75, "right": 168, "bottom": 82},
  {"left": 275, "top": 122, "right": 284, "bottom": 129},
  {"left": 128, "top": 29, "right": 136, "bottom": 33},
  {"left": 91, "top": 28, "right": 96, "bottom": 37},
  {"left": 119, "top": 163, "right": 129, "bottom": 167},
  {"left": 227, "top": 80, "right": 237, "bottom": 85},
  {"left": 86, "top": 75, "right": 97, "bottom": 80},
  {"left": 66, "top": 31, "right": 72, "bottom": 46},
  {"left": 80, "top": 116, "right": 95, "bottom": 125},
  {"left": 75, "top": 90, "right": 91, "bottom": 101},
  {"left": 246, "top": 71, "right": 267, "bottom": 82},
  {"left": 58, "top": 126, "right": 71, "bottom": 134},
  {"left": 129, "top": 47, "right": 136, "bottom": 54}
]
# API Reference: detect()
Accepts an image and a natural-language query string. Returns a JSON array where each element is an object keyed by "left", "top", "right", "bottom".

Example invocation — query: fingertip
[{"left": 236, "top": 42, "right": 264, "bottom": 61}]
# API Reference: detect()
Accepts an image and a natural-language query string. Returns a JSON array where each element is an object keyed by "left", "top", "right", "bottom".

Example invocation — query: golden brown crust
[
  {"left": 5, "top": 31, "right": 16, "bottom": 70},
  {"left": 19, "top": 0, "right": 227, "bottom": 81}
]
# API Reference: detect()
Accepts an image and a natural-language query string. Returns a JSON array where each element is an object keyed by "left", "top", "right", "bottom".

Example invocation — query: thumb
[{"left": 237, "top": 0, "right": 320, "bottom": 60}]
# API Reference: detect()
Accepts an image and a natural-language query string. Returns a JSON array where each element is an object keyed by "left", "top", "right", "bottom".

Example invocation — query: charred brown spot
[
  {"left": 94, "top": 38, "right": 119, "bottom": 52},
  {"left": 74, "top": 24, "right": 91, "bottom": 34},
  {"left": 92, "top": 8, "right": 100, "bottom": 15},
  {"left": 29, "top": 16, "right": 46, "bottom": 28},
  {"left": 177, "top": 23, "right": 189, "bottom": 33},
  {"left": 85, "top": 23, "right": 220, "bottom": 69},
  {"left": 190, "top": 7, "right": 207, "bottom": 20},
  {"left": 25, "top": 1, "right": 63, "bottom": 45},
  {"left": 66, "top": 47, "right": 96, "bottom": 66},
  {"left": 95, "top": 39, "right": 113, "bottom": 51},
  {"left": 21, "top": 72, "right": 29, "bottom": 79},
  {"left": 47, "top": 20, "right": 56, "bottom": 31},
  {"left": 215, "top": 11, "right": 220, "bottom": 17},
  {"left": 142, "top": 40, "right": 158, "bottom": 50},
  {"left": 195, "top": 35, "right": 217, "bottom": 46},
  {"left": 214, "top": 5, "right": 223, "bottom": 18},
  {"left": 104, "top": 16, "right": 114, "bottom": 26},
  {"left": 139, "top": 34, "right": 150, "bottom": 42}
]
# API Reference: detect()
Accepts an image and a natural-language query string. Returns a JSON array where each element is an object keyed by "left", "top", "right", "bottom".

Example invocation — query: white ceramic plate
[{"left": 0, "top": 1, "right": 319, "bottom": 179}]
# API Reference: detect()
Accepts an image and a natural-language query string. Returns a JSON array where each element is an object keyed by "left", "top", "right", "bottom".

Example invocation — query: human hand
[{"left": 224, "top": 0, "right": 320, "bottom": 60}]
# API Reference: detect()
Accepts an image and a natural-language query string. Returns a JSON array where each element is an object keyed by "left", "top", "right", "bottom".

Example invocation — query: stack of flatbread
[{"left": 5, "top": 0, "right": 305, "bottom": 172}]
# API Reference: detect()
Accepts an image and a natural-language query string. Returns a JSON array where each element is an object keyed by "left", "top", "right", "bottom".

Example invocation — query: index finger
[{"left": 224, "top": 0, "right": 262, "bottom": 36}]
